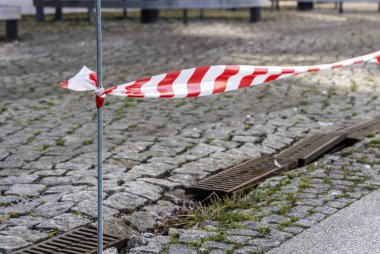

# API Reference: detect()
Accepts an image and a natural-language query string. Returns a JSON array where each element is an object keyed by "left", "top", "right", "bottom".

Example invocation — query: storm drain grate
[
  {"left": 14, "top": 227, "right": 128, "bottom": 254},
  {"left": 276, "top": 132, "right": 347, "bottom": 166},
  {"left": 185, "top": 156, "right": 298, "bottom": 197},
  {"left": 339, "top": 118, "right": 380, "bottom": 141}
]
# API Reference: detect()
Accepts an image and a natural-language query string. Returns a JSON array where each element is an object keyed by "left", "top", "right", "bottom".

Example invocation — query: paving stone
[
  {"left": 125, "top": 211, "right": 157, "bottom": 232},
  {"left": 0, "top": 175, "right": 39, "bottom": 185},
  {"left": 61, "top": 190, "right": 99, "bottom": 203},
  {"left": 5, "top": 184, "right": 46, "bottom": 197},
  {"left": 282, "top": 226, "right": 304, "bottom": 235},
  {"left": 128, "top": 163, "right": 175, "bottom": 178},
  {"left": 1, "top": 226, "right": 49, "bottom": 243},
  {"left": 225, "top": 235, "right": 251, "bottom": 245},
  {"left": 313, "top": 206, "right": 339, "bottom": 215},
  {"left": 168, "top": 244, "right": 197, "bottom": 254},
  {"left": 178, "top": 229, "right": 218, "bottom": 244},
  {"left": 72, "top": 199, "right": 119, "bottom": 218},
  {"left": 104, "top": 192, "right": 147, "bottom": 212},
  {"left": 124, "top": 181, "right": 163, "bottom": 201},
  {"left": 137, "top": 178, "right": 181, "bottom": 190},
  {"left": 55, "top": 162, "right": 92, "bottom": 171},
  {"left": 0, "top": 235, "right": 30, "bottom": 253},
  {"left": 7, "top": 216, "right": 44, "bottom": 228},
  {"left": 40, "top": 176, "right": 73, "bottom": 186},
  {"left": 293, "top": 219, "right": 318, "bottom": 228},
  {"left": 261, "top": 215, "right": 291, "bottom": 225},
  {"left": 247, "top": 238, "right": 282, "bottom": 251},
  {"left": 34, "top": 201, "right": 74, "bottom": 218},
  {"left": 203, "top": 241, "right": 235, "bottom": 251},
  {"left": 37, "top": 213, "right": 91, "bottom": 231}
]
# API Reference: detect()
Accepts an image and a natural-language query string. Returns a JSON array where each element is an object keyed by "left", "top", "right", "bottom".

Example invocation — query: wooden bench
[
  {"left": 0, "top": 6, "right": 21, "bottom": 40},
  {"left": 272, "top": 0, "right": 380, "bottom": 12},
  {"left": 33, "top": 0, "right": 269, "bottom": 24}
]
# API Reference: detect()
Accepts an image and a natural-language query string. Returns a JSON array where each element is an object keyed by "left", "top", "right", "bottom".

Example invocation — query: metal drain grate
[
  {"left": 276, "top": 132, "right": 347, "bottom": 166},
  {"left": 339, "top": 118, "right": 380, "bottom": 141},
  {"left": 14, "top": 227, "right": 128, "bottom": 254},
  {"left": 185, "top": 156, "right": 298, "bottom": 197}
]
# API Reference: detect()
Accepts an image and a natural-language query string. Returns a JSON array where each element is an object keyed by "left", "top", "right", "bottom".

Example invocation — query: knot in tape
[{"left": 95, "top": 87, "right": 106, "bottom": 108}]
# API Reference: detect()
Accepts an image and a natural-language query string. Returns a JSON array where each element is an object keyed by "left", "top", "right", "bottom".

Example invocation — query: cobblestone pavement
[{"left": 1, "top": 4, "right": 380, "bottom": 253}]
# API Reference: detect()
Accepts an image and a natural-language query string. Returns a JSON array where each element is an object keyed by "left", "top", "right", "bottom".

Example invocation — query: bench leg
[
  {"left": 378, "top": 2, "right": 380, "bottom": 12},
  {"left": 199, "top": 9, "right": 204, "bottom": 19},
  {"left": 141, "top": 9, "right": 159, "bottom": 23},
  {"left": 123, "top": 8, "right": 128, "bottom": 19},
  {"left": 6, "top": 20, "right": 18, "bottom": 40},
  {"left": 183, "top": 10, "right": 188, "bottom": 25},
  {"left": 297, "top": 2, "right": 314, "bottom": 10},
  {"left": 55, "top": 7, "right": 63, "bottom": 21},
  {"left": 36, "top": 7, "right": 45, "bottom": 22},
  {"left": 249, "top": 7, "right": 261, "bottom": 23},
  {"left": 339, "top": 2, "right": 343, "bottom": 13},
  {"left": 88, "top": 8, "right": 95, "bottom": 23}
]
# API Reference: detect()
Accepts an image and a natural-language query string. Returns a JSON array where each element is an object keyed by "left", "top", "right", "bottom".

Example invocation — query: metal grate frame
[
  {"left": 14, "top": 227, "right": 128, "bottom": 254},
  {"left": 185, "top": 156, "right": 298, "bottom": 197},
  {"left": 276, "top": 132, "right": 347, "bottom": 166}
]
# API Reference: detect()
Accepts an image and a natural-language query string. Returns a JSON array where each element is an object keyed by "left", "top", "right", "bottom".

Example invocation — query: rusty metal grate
[
  {"left": 339, "top": 118, "right": 380, "bottom": 141},
  {"left": 185, "top": 156, "right": 298, "bottom": 197},
  {"left": 276, "top": 132, "right": 346, "bottom": 166},
  {"left": 14, "top": 227, "right": 128, "bottom": 254}
]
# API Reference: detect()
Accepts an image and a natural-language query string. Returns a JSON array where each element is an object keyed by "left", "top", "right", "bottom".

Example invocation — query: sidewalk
[{"left": 268, "top": 188, "right": 380, "bottom": 254}]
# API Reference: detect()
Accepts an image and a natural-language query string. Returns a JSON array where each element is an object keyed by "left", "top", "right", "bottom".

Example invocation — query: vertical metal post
[{"left": 95, "top": 0, "right": 103, "bottom": 253}]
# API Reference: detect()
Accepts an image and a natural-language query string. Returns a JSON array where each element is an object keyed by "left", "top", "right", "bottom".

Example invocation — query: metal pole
[{"left": 95, "top": 0, "right": 103, "bottom": 253}]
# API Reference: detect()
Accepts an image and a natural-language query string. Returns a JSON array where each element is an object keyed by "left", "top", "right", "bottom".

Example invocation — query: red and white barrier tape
[{"left": 60, "top": 51, "right": 380, "bottom": 108}]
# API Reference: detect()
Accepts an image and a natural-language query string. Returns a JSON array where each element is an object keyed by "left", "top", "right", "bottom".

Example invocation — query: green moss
[
  {"left": 82, "top": 139, "right": 93, "bottom": 145},
  {"left": 298, "top": 177, "right": 311, "bottom": 190},
  {"left": 56, "top": 138, "right": 65, "bottom": 146},
  {"left": 258, "top": 226, "right": 270, "bottom": 237},
  {"left": 48, "top": 228, "right": 61, "bottom": 238},
  {"left": 34, "top": 144, "right": 50, "bottom": 151},
  {"left": 278, "top": 205, "right": 292, "bottom": 216},
  {"left": 8, "top": 212, "right": 20, "bottom": 218}
]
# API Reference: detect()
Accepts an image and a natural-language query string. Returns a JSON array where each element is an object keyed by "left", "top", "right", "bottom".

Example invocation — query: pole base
[{"left": 141, "top": 9, "right": 159, "bottom": 23}]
